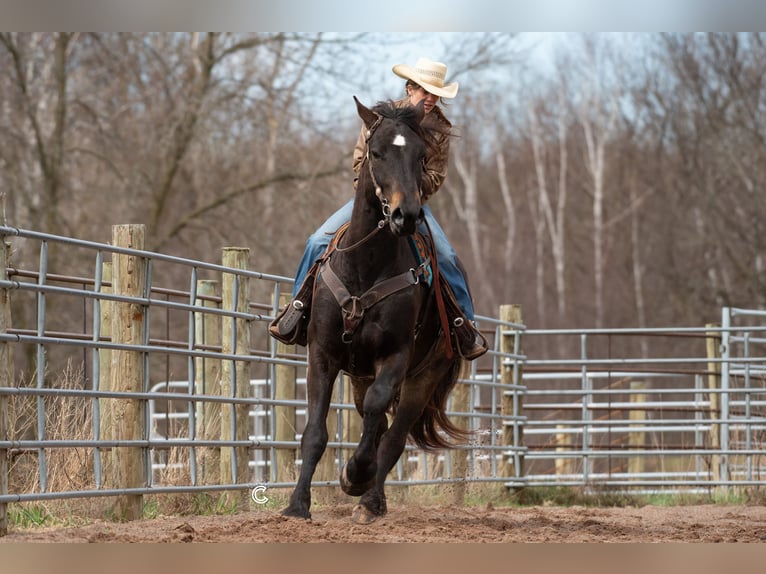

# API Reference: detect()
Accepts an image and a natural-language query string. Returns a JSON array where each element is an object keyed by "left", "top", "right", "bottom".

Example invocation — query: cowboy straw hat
[{"left": 392, "top": 57, "right": 459, "bottom": 99}]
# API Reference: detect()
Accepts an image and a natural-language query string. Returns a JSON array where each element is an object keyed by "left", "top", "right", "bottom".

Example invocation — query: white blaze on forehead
[{"left": 392, "top": 133, "right": 406, "bottom": 147}]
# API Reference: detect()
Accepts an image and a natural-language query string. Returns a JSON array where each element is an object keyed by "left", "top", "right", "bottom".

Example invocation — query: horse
[{"left": 281, "top": 97, "right": 468, "bottom": 524}]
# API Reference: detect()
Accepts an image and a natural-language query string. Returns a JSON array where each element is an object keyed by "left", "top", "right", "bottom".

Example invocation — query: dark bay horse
[{"left": 281, "top": 97, "right": 467, "bottom": 524}]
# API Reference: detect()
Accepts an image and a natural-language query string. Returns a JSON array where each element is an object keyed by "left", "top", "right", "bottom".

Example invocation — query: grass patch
[
  {"left": 7, "top": 500, "right": 99, "bottom": 529},
  {"left": 8, "top": 503, "right": 53, "bottom": 528}
]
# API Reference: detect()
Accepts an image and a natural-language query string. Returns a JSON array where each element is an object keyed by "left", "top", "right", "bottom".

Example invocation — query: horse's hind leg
[{"left": 282, "top": 358, "right": 338, "bottom": 519}]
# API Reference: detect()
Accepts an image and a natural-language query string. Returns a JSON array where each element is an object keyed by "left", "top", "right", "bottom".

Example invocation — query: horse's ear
[{"left": 354, "top": 96, "right": 379, "bottom": 130}]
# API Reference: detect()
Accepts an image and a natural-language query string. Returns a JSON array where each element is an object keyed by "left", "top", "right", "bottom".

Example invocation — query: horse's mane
[
  {"left": 371, "top": 100, "right": 450, "bottom": 157},
  {"left": 372, "top": 100, "right": 423, "bottom": 131}
]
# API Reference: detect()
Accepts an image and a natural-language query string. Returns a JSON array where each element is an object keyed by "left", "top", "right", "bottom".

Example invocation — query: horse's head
[{"left": 354, "top": 96, "right": 427, "bottom": 237}]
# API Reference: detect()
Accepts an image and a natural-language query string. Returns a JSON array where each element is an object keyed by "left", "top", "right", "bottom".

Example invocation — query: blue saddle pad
[{"left": 408, "top": 234, "right": 433, "bottom": 287}]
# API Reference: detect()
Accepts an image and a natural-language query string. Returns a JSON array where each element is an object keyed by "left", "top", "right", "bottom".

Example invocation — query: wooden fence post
[
  {"left": 449, "top": 361, "right": 471, "bottom": 505},
  {"left": 0, "top": 239, "right": 13, "bottom": 536},
  {"left": 628, "top": 381, "right": 646, "bottom": 477},
  {"left": 110, "top": 224, "right": 147, "bottom": 521},
  {"left": 706, "top": 324, "right": 722, "bottom": 485},
  {"left": 220, "top": 248, "right": 251, "bottom": 508},
  {"left": 273, "top": 292, "right": 297, "bottom": 483},
  {"left": 501, "top": 304, "right": 524, "bottom": 491},
  {"left": 555, "top": 424, "right": 573, "bottom": 476},
  {"left": 195, "top": 279, "right": 221, "bottom": 485},
  {"left": 97, "top": 261, "right": 113, "bottom": 488}
]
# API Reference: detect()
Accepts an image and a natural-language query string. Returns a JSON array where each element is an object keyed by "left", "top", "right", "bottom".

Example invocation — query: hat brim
[{"left": 392, "top": 64, "right": 459, "bottom": 99}]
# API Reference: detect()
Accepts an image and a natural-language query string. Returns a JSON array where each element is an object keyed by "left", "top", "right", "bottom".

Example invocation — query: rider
[{"left": 270, "top": 57, "right": 488, "bottom": 360}]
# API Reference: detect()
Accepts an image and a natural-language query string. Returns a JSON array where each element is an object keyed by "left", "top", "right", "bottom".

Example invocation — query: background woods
[{"left": 2, "top": 32, "right": 765, "bottom": 372}]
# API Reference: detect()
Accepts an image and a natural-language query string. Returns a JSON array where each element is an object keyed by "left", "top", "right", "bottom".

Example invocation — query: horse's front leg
[
  {"left": 353, "top": 379, "right": 431, "bottom": 524},
  {"left": 341, "top": 355, "right": 407, "bottom": 500},
  {"left": 282, "top": 353, "right": 339, "bottom": 519},
  {"left": 340, "top": 409, "right": 387, "bottom": 496}
]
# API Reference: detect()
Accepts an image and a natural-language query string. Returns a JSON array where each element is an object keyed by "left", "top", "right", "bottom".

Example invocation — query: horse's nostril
[{"left": 389, "top": 207, "right": 417, "bottom": 235}]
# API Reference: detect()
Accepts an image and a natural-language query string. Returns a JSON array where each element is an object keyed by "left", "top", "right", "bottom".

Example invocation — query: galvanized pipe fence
[
  {"left": 1, "top": 223, "right": 766, "bottom": 534},
  {"left": 0, "top": 224, "right": 524, "bottom": 534},
  {"left": 512, "top": 312, "right": 766, "bottom": 493}
]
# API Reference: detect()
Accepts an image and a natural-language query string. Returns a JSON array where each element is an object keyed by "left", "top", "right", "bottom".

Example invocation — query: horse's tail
[{"left": 408, "top": 356, "right": 472, "bottom": 451}]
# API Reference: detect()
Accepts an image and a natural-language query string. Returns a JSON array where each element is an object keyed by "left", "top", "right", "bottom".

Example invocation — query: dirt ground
[{"left": 3, "top": 502, "right": 766, "bottom": 543}]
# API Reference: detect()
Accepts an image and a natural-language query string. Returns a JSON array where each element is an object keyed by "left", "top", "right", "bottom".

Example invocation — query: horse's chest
[{"left": 339, "top": 320, "right": 406, "bottom": 375}]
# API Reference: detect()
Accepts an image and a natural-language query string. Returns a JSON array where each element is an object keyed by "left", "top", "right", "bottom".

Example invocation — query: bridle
[
  {"left": 335, "top": 113, "right": 388, "bottom": 254},
  {"left": 336, "top": 111, "right": 423, "bottom": 254},
  {"left": 365, "top": 114, "right": 389, "bottom": 212},
  {"left": 320, "top": 110, "right": 435, "bottom": 343}
]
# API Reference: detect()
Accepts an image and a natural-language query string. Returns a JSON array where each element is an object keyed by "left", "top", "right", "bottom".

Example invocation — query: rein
[
  {"left": 422, "top": 216, "right": 453, "bottom": 359},
  {"left": 334, "top": 219, "right": 385, "bottom": 253}
]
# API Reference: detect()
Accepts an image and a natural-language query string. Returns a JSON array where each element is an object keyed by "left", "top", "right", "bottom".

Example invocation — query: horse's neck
[
  {"left": 344, "top": 188, "right": 386, "bottom": 250},
  {"left": 347, "top": 188, "right": 382, "bottom": 241},
  {"left": 341, "top": 189, "right": 406, "bottom": 279}
]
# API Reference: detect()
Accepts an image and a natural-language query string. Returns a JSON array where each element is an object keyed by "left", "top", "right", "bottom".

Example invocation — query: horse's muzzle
[{"left": 390, "top": 206, "right": 422, "bottom": 236}]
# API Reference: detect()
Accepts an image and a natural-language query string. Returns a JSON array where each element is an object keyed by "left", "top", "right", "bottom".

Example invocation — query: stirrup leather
[
  {"left": 268, "top": 268, "right": 317, "bottom": 346},
  {"left": 270, "top": 299, "right": 305, "bottom": 342}
]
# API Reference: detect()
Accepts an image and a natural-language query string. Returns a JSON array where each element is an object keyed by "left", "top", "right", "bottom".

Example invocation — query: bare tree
[
  {"left": 6, "top": 31, "right": 766, "bottom": 368},
  {"left": 574, "top": 35, "right": 621, "bottom": 328},
  {"left": 654, "top": 33, "right": 766, "bottom": 310},
  {"left": 0, "top": 32, "right": 73, "bottom": 237},
  {"left": 435, "top": 33, "right": 523, "bottom": 314},
  {"left": 527, "top": 80, "right": 570, "bottom": 320},
  {"left": 450, "top": 137, "right": 494, "bottom": 306},
  {"left": 494, "top": 138, "right": 517, "bottom": 305}
]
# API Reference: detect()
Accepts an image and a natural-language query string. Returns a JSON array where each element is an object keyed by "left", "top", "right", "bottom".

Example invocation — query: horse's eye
[{"left": 370, "top": 149, "right": 383, "bottom": 160}]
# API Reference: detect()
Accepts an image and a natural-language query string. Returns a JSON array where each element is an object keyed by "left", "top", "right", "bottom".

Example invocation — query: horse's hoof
[
  {"left": 340, "top": 464, "right": 374, "bottom": 497},
  {"left": 281, "top": 505, "right": 311, "bottom": 520},
  {"left": 352, "top": 504, "right": 380, "bottom": 525}
]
